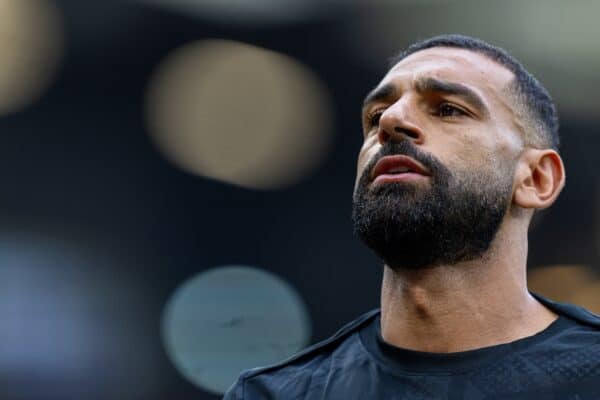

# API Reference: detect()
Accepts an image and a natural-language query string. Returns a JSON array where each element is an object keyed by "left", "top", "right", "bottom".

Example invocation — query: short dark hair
[{"left": 390, "top": 34, "right": 559, "bottom": 150}]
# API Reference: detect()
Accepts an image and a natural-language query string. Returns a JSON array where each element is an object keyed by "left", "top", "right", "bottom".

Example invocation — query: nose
[{"left": 377, "top": 99, "right": 425, "bottom": 146}]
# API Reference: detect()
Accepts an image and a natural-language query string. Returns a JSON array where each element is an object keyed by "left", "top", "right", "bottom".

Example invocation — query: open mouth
[{"left": 371, "top": 155, "right": 430, "bottom": 185}]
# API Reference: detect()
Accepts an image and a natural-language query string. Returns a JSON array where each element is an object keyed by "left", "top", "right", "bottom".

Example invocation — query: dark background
[{"left": 1, "top": 0, "right": 598, "bottom": 399}]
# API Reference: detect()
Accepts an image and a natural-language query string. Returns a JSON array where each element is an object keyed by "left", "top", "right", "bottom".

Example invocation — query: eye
[
  {"left": 366, "top": 108, "right": 385, "bottom": 127},
  {"left": 438, "top": 103, "right": 466, "bottom": 118}
]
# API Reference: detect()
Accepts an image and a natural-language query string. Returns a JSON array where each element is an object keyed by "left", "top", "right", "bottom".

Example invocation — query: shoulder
[
  {"left": 532, "top": 292, "right": 600, "bottom": 329},
  {"left": 223, "top": 309, "right": 379, "bottom": 400}
]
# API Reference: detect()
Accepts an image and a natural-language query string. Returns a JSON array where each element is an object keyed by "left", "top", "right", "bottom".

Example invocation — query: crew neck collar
[{"left": 359, "top": 313, "right": 573, "bottom": 375}]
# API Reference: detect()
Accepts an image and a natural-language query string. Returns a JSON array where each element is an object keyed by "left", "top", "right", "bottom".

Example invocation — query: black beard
[{"left": 351, "top": 141, "right": 513, "bottom": 270}]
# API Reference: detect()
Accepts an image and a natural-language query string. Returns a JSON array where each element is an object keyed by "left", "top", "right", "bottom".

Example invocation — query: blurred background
[{"left": 0, "top": 0, "right": 598, "bottom": 398}]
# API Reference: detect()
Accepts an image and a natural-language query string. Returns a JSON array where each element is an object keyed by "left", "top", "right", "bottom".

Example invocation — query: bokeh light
[
  {"left": 145, "top": 39, "right": 334, "bottom": 190},
  {"left": 162, "top": 265, "right": 311, "bottom": 395},
  {"left": 0, "top": 0, "right": 63, "bottom": 115},
  {"left": 1, "top": 1, "right": 598, "bottom": 398},
  {"left": 569, "top": 282, "right": 600, "bottom": 315},
  {"left": 136, "top": 0, "right": 324, "bottom": 25},
  {"left": 528, "top": 264, "right": 599, "bottom": 310},
  {"left": 0, "top": 232, "right": 160, "bottom": 399}
]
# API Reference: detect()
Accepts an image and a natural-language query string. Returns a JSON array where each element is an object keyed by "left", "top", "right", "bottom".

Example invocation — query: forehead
[{"left": 380, "top": 47, "right": 515, "bottom": 100}]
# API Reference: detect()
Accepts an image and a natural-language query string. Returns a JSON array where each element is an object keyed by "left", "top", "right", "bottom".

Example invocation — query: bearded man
[{"left": 224, "top": 34, "right": 600, "bottom": 399}]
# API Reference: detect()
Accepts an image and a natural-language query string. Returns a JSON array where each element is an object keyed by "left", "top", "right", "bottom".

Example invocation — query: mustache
[{"left": 363, "top": 141, "right": 445, "bottom": 181}]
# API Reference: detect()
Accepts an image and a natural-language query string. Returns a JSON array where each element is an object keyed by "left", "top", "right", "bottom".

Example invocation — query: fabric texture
[{"left": 223, "top": 293, "right": 600, "bottom": 399}]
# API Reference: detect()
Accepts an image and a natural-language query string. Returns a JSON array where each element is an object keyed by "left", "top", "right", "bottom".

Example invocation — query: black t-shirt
[{"left": 224, "top": 294, "right": 600, "bottom": 399}]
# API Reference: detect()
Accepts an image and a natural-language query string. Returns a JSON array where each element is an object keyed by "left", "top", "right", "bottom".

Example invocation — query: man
[{"left": 224, "top": 34, "right": 600, "bottom": 399}]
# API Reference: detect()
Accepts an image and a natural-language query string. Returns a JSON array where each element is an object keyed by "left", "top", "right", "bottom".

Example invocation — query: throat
[{"left": 379, "top": 265, "right": 557, "bottom": 353}]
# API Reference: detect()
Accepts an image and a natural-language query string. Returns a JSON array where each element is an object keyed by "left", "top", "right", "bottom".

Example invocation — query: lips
[{"left": 370, "top": 155, "right": 430, "bottom": 183}]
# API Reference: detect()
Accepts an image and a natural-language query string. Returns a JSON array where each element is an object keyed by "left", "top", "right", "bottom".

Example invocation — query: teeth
[{"left": 388, "top": 166, "right": 411, "bottom": 173}]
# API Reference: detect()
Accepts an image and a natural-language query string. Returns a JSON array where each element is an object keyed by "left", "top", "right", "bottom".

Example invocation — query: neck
[{"left": 379, "top": 220, "right": 557, "bottom": 353}]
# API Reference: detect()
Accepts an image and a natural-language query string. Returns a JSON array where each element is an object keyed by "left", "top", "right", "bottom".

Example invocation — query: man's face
[{"left": 352, "top": 47, "right": 525, "bottom": 270}]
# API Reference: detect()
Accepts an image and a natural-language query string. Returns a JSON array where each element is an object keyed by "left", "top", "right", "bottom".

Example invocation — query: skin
[{"left": 356, "top": 47, "right": 566, "bottom": 353}]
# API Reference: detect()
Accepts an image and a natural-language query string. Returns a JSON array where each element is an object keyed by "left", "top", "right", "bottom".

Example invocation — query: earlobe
[{"left": 513, "top": 149, "right": 565, "bottom": 209}]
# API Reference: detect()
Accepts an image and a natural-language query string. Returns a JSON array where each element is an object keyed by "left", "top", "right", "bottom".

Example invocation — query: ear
[{"left": 513, "top": 149, "right": 565, "bottom": 209}]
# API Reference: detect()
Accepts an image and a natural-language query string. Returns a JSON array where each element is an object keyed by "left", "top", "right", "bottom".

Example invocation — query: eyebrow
[
  {"left": 361, "top": 77, "right": 489, "bottom": 117},
  {"left": 415, "top": 77, "right": 489, "bottom": 117},
  {"left": 362, "top": 83, "right": 396, "bottom": 111}
]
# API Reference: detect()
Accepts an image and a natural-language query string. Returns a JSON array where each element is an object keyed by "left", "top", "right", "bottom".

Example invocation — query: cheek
[
  {"left": 454, "top": 126, "right": 507, "bottom": 164},
  {"left": 429, "top": 132, "right": 502, "bottom": 177},
  {"left": 424, "top": 132, "right": 476, "bottom": 169},
  {"left": 495, "top": 128, "right": 524, "bottom": 162},
  {"left": 476, "top": 129, "right": 523, "bottom": 181}
]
